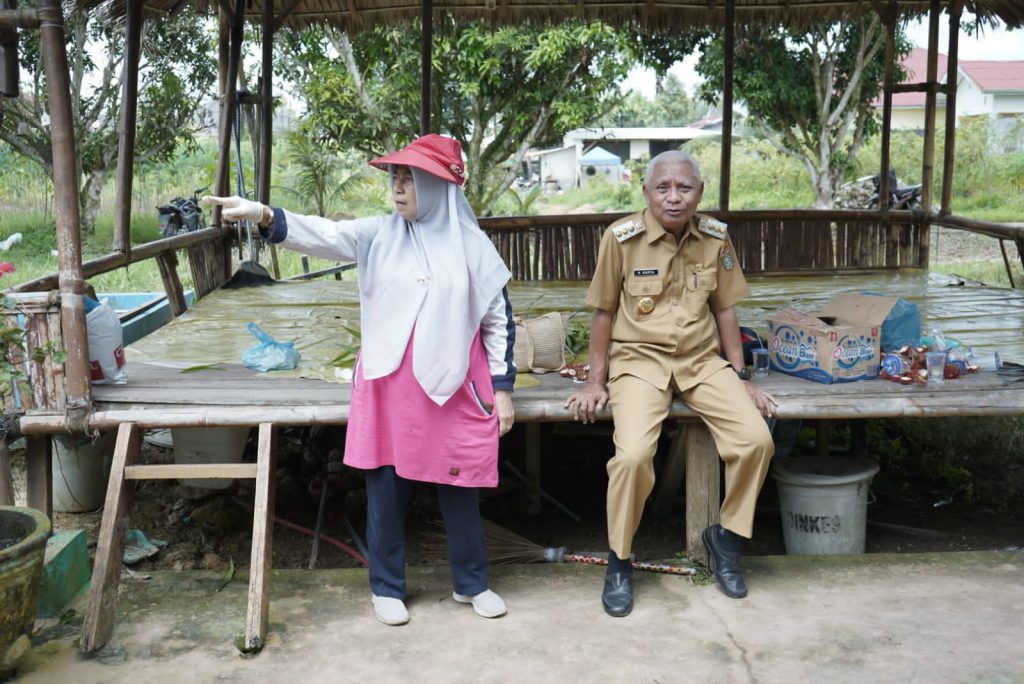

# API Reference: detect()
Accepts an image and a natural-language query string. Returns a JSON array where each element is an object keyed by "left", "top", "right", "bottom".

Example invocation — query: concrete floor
[{"left": 17, "top": 551, "right": 1024, "bottom": 683}]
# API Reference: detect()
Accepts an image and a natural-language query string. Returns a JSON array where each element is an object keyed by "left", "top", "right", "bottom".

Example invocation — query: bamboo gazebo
[{"left": 2, "top": 0, "right": 1024, "bottom": 655}]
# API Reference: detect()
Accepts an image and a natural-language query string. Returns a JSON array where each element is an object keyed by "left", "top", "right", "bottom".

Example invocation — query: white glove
[{"left": 201, "top": 195, "right": 265, "bottom": 224}]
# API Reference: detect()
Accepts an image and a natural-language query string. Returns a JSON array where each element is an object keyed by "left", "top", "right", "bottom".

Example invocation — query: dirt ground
[{"left": 9, "top": 421, "right": 1024, "bottom": 577}]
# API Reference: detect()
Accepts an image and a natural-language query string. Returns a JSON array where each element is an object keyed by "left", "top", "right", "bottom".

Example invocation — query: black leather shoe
[
  {"left": 702, "top": 524, "right": 749, "bottom": 599},
  {"left": 601, "top": 572, "right": 633, "bottom": 617}
]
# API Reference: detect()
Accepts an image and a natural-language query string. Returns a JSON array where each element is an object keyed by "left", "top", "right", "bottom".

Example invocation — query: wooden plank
[
  {"left": 25, "top": 434, "right": 52, "bottom": 518},
  {"left": 156, "top": 252, "right": 188, "bottom": 317},
  {"left": 124, "top": 463, "right": 257, "bottom": 480},
  {"left": 685, "top": 422, "right": 719, "bottom": 566},
  {"left": 81, "top": 422, "right": 142, "bottom": 654},
  {"left": 0, "top": 436, "right": 13, "bottom": 505},
  {"left": 244, "top": 423, "right": 277, "bottom": 652}
]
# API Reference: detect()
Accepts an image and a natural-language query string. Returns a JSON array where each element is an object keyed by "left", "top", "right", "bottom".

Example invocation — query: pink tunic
[{"left": 343, "top": 329, "right": 499, "bottom": 487}]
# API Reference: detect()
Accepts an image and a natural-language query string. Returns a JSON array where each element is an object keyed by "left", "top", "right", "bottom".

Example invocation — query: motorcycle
[
  {"left": 157, "top": 187, "right": 208, "bottom": 239},
  {"left": 869, "top": 171, "right": 923, "bottom": 211}
]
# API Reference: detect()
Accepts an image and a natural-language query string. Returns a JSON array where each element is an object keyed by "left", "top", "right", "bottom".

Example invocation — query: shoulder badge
[
  {"left": 610, "top": 218, "right": 645, "bottom": 243},
  {"left": 697, "top": 216, "right": 728, "bottom": 240}
]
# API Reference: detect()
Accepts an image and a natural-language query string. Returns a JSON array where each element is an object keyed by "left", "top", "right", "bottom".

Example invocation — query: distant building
[
  {"left": 876, "top": 47, "right": 1024, "bottom": 141},
  {"left": 529, "top": 126, "right": 719, "bottom": 191}
]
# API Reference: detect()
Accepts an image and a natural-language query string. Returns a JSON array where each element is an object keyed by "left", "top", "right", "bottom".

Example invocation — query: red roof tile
[{"left": 958, "top": 60, "right": 1024, "bottom": 91}]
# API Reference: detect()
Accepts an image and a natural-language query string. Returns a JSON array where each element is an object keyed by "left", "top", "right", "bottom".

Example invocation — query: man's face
[{"left": 642, "top": 160, "right": 704, "bottom": 233}]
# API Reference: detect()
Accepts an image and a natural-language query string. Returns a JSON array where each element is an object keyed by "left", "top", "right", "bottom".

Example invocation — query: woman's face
[{"left": 392, "top": 165, "right": 417, "bottom": 220}]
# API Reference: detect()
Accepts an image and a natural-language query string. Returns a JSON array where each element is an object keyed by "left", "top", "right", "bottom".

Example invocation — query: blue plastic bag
[{"left": 242, "top": 322, "right": 300, "bottom": 372}]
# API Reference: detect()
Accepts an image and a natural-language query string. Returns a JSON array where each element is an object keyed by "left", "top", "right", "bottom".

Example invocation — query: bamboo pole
[
  {"left": 920, "top": 0, "right": 940, "bottom": 216},
  {"left": 217, "top": 9, "right": 233, "bottom": 280},
  {"left": 719, "top": 0, "right": 735, "bottom": 211},
  {"left": 419, "top": 0, "right": 432, "bottom": 135},
  {"left": 878, "top": 2, "right": 895, "bottom": 221},
  {"left": 112, "top": 0, "right": 142, "bottom": 259},
  {"left": 12, "top": 226, "right": 227, "bottom": 293},
  {"left": 259, "top": 0, "right": 280, "bottom": 280},
  {"left": 38, "top": 0, "right": 90, "bottom": 426},
  {"left": 940, "top": 0, "right": 964, "bottom": 214}
]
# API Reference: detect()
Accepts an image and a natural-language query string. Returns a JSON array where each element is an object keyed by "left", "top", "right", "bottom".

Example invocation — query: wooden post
[
  {"left": 112, "top": 0, "right": 143, "bottom": 259},
  {"left": 25, "top": 434, "right": 52, "bottom": 518},
  {"left": 0, "top": 435, "right": 12, "bottom": 505},
  {"left": 38, "top": 0, "right": 90, "bottom": 424},
  {"left": 419, "top": 0, "right": 432, "bottom": 135},
  {"left": 155, "top": 252, "right": 188, "bottom": 316},
  {"left": 685, "top": 423, "right": 719, "bottom": 566},
  {"left": 259, "top": 0, "right": 280, "bottom": 280},
  {"left": 525, "top": 423, "right": 541, "bottom": 515},
  {"left": 719, "top": 0, "right": 735, "bottom": 211},
  {"left": 920, "top": 0, "right": 940, "bottom": 216},
  {"left": 878, "top": 2, "right": 896, "bottom": 222},
  {"left": 940, "top": 1, "right": 964, "bottom": 215},
  {"left": 81, "top": 423, "right": 142, "bottom": 653},
  {"left": 245, "top": 423, "right": 277, "bottom": 652}
]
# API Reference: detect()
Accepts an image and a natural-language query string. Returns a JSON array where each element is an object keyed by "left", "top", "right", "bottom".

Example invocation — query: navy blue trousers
[{"left": 364, "top": 466, "right": 489, "bottom": 599}]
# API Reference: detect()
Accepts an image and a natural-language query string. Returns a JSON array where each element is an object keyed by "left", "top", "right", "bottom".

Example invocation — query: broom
[{"left": 427, "top": 519, "right": 696, "bottom": 577}]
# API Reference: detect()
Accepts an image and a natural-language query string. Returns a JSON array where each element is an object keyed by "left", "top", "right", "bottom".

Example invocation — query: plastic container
[
  {"left": 771, "top": 457, "right": 880, "bottom": 555},
  {"left": 171, "top": 427, "right": 250, "bottom": 489},
  {"left": 51, "top": 432, "right": 116, "bottom": 513}
]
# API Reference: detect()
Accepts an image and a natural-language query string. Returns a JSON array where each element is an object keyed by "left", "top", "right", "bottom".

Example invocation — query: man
[{"left": 565, "top": 150, "right": 777, "bottom": 617}]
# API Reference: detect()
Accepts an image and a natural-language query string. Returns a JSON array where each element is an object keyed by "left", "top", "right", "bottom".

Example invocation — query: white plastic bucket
[
  {"left": 51, "top": 432, "right": 116, "bottom": 512},
  {"left": 171, "top": 427, "right": 250, "bottom": 489},
  {"left": 772, "top": 456, "right": 880, "bottom": 555}
]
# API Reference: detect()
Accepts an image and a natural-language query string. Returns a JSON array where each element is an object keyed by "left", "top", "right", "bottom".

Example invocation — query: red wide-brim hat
[{"left": 369, "top": 134, "right": 468, "bottom": 186}]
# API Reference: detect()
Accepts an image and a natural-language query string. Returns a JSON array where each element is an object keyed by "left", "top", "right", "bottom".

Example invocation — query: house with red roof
[{"left": 877, "top": 47, "right": 1024, "bottom": 138}]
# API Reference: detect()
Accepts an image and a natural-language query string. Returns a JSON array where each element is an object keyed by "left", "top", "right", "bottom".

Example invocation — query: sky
[{"left": 622, "top": 18, "right": 1024, "bottom": 99}]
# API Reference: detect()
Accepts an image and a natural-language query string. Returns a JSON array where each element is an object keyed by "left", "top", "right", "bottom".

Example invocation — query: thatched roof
[{"left": 80, "top": 0, "right": 1024, "bottom": 32}]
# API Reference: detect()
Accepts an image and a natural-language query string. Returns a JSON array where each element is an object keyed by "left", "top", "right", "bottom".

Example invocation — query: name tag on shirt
[{"left": 633, "top": 268, "right": 659, "bottom": 277}]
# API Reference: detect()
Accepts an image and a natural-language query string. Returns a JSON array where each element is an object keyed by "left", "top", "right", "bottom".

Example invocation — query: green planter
[{"left": 0, "top": 506, "right": 51, "bottom": 680}]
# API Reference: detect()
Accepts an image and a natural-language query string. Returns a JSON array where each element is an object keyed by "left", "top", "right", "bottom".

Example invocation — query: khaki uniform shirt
[{"left": 586, "top": 209, "right": 750, "bottom": 392}]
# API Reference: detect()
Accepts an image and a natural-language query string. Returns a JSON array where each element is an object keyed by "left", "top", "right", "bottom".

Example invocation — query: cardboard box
[{"left": 767, "top": 294, "right": 900, "bottom": 383}]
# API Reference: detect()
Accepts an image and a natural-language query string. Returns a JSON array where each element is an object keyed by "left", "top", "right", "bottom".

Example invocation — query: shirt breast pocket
[
  {"left": 626, "top": 278, "right": 667, "bottom": 318},
  {"left": 687, "top": 268, "right": 718, "bottom": 302}
]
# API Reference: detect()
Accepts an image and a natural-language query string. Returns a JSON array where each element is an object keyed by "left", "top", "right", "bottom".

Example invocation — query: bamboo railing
[{"left": 479, "top": 209, "right": 928, "bottom": 281}]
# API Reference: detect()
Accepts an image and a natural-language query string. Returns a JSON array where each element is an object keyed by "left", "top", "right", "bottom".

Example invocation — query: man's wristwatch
[{"left": 734, "top": 366, "right": 752, "bottom": 381}]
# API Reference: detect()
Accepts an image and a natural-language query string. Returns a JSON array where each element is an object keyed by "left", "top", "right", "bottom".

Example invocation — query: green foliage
[
  {"left": 695, "top": 17, "right": 910, "bottom": 206},
  {"left": 0, "top": 6, "right": 217, "bottom": 233},
  {"left": 867, "top": 417, "right": 1024, "bottom": 512},
  {"left": 563, "top": 315, "right": 591, "bottom": 363},
  {"left": 275, "top": 133, "right": 385, "bottom": 217},
  {"left": 279, "top": 19, "right": 692, "bottom": 215},
  {"left": 601, "top": 73, "right": 707, "bottom": 128}
]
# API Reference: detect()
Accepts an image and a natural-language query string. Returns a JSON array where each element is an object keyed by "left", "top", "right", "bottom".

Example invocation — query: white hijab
[{"left": 357, "top": 167, "right": 511, "bottom": 405}]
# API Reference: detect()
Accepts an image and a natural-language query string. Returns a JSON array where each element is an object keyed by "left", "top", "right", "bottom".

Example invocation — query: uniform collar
[
  {"left": 641, "top": 209, "right": 699, "bottom": 244},
  {"left": 641, "top": 209, "right": 666, "bottom": 244}
]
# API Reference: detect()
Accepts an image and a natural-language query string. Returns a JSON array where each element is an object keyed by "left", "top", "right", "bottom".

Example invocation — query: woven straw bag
[{"left": 512, "top": 312, "right": 566, "bottom": 373}]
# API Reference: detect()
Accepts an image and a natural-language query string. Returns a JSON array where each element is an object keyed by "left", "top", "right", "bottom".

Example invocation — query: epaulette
[
  {"left": 696, "top": 216, "right": 728, "bottom": 240},
  {"left": 610, "top": 217, "right": 645, "bottom": 243}
]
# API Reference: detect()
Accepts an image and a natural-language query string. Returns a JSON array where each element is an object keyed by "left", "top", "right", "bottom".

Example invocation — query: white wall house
[
  {"left": 877, "top": 47, "right": 1024, "bottom": 138},
  {"left": 529, "top": 126, "right": 720, "bottom": 191}
]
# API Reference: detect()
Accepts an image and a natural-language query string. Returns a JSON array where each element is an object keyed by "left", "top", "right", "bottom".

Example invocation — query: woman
[{"left": 204, "top": 134, "right": 516, "bottom": 626}]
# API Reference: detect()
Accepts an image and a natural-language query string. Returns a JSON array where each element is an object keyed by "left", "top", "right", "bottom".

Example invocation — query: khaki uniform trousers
[{"left": 606, "top": 368, "right": 775, "bottom": 559}]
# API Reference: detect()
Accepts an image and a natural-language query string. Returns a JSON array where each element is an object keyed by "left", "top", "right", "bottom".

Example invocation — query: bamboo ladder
[{"left": 81, "top": 422, "right": 279, "bottom": 653}]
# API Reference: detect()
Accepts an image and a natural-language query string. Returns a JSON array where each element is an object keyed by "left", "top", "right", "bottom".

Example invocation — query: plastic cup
[
  {"left": 752, "top": 348, "right": 770, "bottom": 377},
  {"left": 925, "top": 351, "right": 947, "bottom": 384}
]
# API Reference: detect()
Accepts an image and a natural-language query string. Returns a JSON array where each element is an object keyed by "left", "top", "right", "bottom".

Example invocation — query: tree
[
  {"left": 0, "top": 5, "right": 217, "bottom": 234},
  {"left": 278, "top": 20, "right": 691, "bottom": 214},
  {"left": 696, "top": 17, "right": 910, "bottom": 207},
  {"left": 602, "top": 74, "right": 705, "bottom": 128}
]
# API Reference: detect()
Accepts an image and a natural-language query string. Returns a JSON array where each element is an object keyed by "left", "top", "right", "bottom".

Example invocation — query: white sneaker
[
  {"left": 452, "top": 589, "right": 507, "bottom": 618},
  {"left": 372, "top": 594, "right": 410, "bottom": 626}
]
